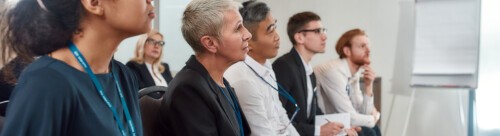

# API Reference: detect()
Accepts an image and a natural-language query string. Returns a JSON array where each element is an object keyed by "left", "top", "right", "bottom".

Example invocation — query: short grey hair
[{"left": 181, "top": 0, "right": 241, "bottom": 54}]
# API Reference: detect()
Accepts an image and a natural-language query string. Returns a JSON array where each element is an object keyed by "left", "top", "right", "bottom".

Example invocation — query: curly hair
[{"left": 0, "top": 0, "right": 83, "bottom": 83}]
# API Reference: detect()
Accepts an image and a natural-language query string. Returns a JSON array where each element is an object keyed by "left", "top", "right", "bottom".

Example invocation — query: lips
[
  {"left": 243, "top": 46, "right": 248, "bottom": 52},
  {"left": 148, "top": 11, "right": 156, "bottom": 18}
]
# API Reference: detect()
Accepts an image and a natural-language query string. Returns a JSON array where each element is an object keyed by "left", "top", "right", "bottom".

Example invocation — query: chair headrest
[{"left": 138, "top": 86, "right": 168, "bottom": 99}]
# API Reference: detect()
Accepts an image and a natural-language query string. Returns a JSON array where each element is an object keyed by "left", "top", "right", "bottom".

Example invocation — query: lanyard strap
[
  {"left": 243, "top": 62, "right": 300, "bottom": 125},
  {"left": 346, "top": 84, "right": 351, "bottom": 96},
  {"left": 216, "top": 81, "right": 244, "bottom": 136},
  {"left": 68, "top": 42, "right": 136, "bottom": 136}
]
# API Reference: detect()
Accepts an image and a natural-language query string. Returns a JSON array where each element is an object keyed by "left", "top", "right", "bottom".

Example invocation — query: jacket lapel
[
  {"left": 289, "top": 48, "right": 309, "bottom": 113},
  {"left": 140, "top": 63, "right": 155, "bottom": 87}
]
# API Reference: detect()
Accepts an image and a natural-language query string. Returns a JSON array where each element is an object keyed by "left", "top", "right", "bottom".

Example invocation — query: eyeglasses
[
  {"left": 299, "top": 28, "right": 327, "bottom": 34},
  {"left": 146, "top": 38, "right": 165, "bottom": 46}
]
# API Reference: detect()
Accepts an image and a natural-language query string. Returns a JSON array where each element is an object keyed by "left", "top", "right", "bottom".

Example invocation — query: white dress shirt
[
  {"left": 314, "top": 58, "right": 377, "bottom": 127},
  {"left": 297, "top": 53, "right": 314, "bottom": 118},
  {"left": 225, "top": 55, "right": 300, "bottom": 136},
  {"left": 297, "top": 53, "right": 321, "bottom": 135},
  {"left": 145, "top": 62, "right": 168, "bottom": 87}
]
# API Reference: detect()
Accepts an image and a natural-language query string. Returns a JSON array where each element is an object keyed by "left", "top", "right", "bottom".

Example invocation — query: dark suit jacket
[
  {"left": 158, "top": 55, "right": 251, "bottom": 136},
  {"left": 126, "top": 61, "right": 173, "bottom": 89},
  {"left": 272, "top": 48, "right": 323, "bottom": 136}
]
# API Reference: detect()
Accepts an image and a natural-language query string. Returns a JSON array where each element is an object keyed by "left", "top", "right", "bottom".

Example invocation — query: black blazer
[
  {"left": 126, "top": 61, "right": 173, "bottom": 89},
  {"left": 272, "top": 48, "right": 323, "bottom": 136},
  {"left": 158, "top": 55, "right": 251, "bottom": 136}
]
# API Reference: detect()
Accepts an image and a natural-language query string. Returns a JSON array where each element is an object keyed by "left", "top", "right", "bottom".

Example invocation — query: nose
[
  {"left": 274, "top": 30, "right": 280, "bottom": 41},
  {"left": 243, "top": 26, "right": 252, "bottom": 41},
  {"left": 147, "top": 0, "right": 153, "bottom": 3},
  {"left": 321, "top": 33, "right": 327, "bottom": 41}
]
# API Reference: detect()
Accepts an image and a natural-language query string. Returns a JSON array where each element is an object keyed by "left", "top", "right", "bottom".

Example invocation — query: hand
[
  {"left": 344, "top": 128, "right": 358, "bottom": 136},
  {"left": 361, "top": 64, "right": 375, "bottom": 96},
  {"left": 351, "top": 126, "right": 362, "bottom": 132},
  {"left": 320, "top": 122, "right": 344, "bottom": 136}
]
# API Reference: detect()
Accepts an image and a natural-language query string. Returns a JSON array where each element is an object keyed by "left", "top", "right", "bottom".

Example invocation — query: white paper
[
  {"left": 315, "top": 113, "right": 350, "bottom": 136},
  {"left": 413, "top": 0, "right": 479, "bottom": 75}
]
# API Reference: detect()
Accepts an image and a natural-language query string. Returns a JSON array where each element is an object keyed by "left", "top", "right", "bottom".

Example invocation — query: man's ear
[
  {"left": 294, "top": 33, "right": 304, "bottom": 45},
  {"left": 343, "top": 46, "right": 351, "bottom": 57},
  {"left": 200, "top": 36, "right": 219, "bottom": 54},
  {"left": 81, "top": 0, "right": 104, "bottom": 16}
]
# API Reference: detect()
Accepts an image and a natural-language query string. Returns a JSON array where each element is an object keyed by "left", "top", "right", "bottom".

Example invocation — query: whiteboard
[{"left": 411, "top": 0, "right": 480, "bottom": 88}]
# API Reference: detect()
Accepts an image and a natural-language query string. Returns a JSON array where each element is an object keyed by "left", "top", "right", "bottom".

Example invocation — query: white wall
[{"left": 113, "top": 0, "right": 485, "bottom": 135}]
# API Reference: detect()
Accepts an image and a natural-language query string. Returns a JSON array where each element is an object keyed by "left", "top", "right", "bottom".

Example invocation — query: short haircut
[
  {"left": 181, "top": 0, "right": 241, "bottom": 54},
  {"left": 335, "top": 28, "right": 366, "bottom": 58},
  {"left": 239, "top": 0, "right": 270, "bottom": 41},
  {"left": 287, "top": 11, "right": 321, "bottom": 45}
]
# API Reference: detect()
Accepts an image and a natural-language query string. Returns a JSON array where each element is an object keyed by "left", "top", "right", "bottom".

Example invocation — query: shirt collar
[
  {"left": 342, "top": 58, "right": 361, "bottom": 80},
  {"left": 342, "top": 58, "right": 352, "bottom": 78},
  {"left": 298, "top": 52, "right": 313, "bottom": 76},
  {"left": 244, "top": 55, "right": 273, "bottom": 77}
]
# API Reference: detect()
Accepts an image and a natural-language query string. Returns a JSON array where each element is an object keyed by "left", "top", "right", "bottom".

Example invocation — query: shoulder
[
  {"left": 115, "top": 60, "right": 134, "bottom": 74},
  {"left": 168, "top": 67, "right": 208, "bottom": 92},
  {"left": 161, "top": 62, "right": 169, "bottom": 67},
  {"left": 126, "top": 61, "right": 141, "bottom": 67},
  {"left": 314, "top": 59, "right": 343, "bottom": 74},
  {"left": 224, "top": 62, "right": 250, "bottom": 82},
  {"left": 273, "top": 54, "right": 294, "bottom": 68},
  {"left": 274, "top": 52, "right": 294, "bottom": 63},
  {"left": 113, "top": 60, "right": 139, "bottom": 84},
  {"left": 13, "top": 57, "right": 75, "bottom": 101}
]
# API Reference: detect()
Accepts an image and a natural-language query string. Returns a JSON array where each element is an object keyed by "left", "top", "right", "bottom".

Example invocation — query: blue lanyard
[
  {"left": 215, "top": 81, "right": 244, "bottom": 136},
  {"left": 346, "top": 84, "right": 351, "bottom": 96},
  {"left": 68, "top": 42, "right": 136, "bottom": 136},
  {"left": 243, "top": 62, "right": 300, "bottom": 126}
]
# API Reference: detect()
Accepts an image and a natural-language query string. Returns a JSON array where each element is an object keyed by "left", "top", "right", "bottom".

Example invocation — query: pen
[{"left": 325, "top": 118, "right": 331, "bottom": 123}]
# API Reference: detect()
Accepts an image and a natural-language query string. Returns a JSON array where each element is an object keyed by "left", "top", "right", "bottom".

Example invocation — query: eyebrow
[{"left": 266, "top": 20, "right": 277, "bottom": 31}]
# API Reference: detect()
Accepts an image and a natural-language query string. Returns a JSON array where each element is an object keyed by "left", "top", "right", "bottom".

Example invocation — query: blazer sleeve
[{"left": 164, "top": 84, "right": 219, "bottom": 136}]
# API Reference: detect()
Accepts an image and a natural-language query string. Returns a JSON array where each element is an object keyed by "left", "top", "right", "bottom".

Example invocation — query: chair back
[{"left": 139, "top": 86, "right": 167, "bottom": 136}]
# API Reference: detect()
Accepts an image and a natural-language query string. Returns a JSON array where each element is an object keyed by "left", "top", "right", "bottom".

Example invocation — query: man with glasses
[
  {"left": 224, "top": 1, "right": 300, "bottom": 135},
  {"left": 272, "top": 11, "right": 359, "bottom": 136},
  {"left": 314, "top": 29, "right": 381, "bottom": 136}
]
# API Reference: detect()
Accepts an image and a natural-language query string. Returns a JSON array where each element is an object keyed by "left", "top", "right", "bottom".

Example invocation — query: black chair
[
  {"left": 138, "top": 86, "right": 167, "bottom": 136},
  {"left": 0, "top": 115, "right": 4, "bottom": 134},
  {"left": 0, "top": 100, "right": 7, "bottom": 134}
]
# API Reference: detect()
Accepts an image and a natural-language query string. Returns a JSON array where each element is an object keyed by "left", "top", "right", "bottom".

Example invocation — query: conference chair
[{"left": 139, "top": 86, "right": 168, "bottom": 136}]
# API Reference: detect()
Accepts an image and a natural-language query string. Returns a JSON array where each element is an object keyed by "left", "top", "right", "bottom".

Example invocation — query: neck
[
  {"left": 345, "top": 58, "right": 361, "bottom": 76},
  {"left": 50, "top": 29, "right": 125, "bottom": 74},
  {"left": 248, "top": 52, "right": 266, "bottom": 65},
  {"left": 196, "top": 53, "right": 236, "bottom": 87},
  {"left": 294, "top": 46, "right": 314, "bottom": 65},
  {"left": 144, "top": 57, "right": 155, "bottom": 65}
]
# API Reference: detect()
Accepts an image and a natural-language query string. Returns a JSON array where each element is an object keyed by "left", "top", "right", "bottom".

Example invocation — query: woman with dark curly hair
[{"left": 0, "top": 0, "right": 155, "bottom": 135}]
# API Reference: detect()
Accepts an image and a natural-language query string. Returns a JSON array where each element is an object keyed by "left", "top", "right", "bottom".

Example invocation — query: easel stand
[{"left": 401, "top": 88, "right": 477, "bottom": 136}]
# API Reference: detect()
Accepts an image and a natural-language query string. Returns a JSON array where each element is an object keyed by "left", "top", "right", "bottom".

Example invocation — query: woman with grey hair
[{"left": 158, "top": 0, "right": 252, "bottom": 136}]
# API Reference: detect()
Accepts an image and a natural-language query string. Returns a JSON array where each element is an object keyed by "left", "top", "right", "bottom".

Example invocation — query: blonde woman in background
[{"left": 127, "top": 30, "right": 173, "bottom": 89}]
